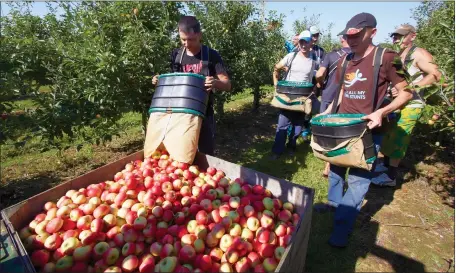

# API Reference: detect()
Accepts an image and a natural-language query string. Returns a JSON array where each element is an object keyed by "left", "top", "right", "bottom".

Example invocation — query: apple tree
[
  {"left": 240, "top": 11, "right": 286, "bottom": 110},
  {"left": 2, "top": 2, "right": 183, "bottom": 150},
  {"left": 411, "top": 1, "right": 455, "bottom": 144}
]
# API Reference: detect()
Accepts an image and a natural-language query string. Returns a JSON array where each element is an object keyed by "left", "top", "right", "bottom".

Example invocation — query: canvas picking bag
[
  {"left": 270, "top": 51, "right": 315, "bottom": 113},
  {"left": 310, "top": 114, "right": 377, "bottom": 171},
  {"left": 144, "top": 112, "right": 203, "bottom": 164},
  {"left": 270, "top": 81, "right": 314, "bottom": 114}
]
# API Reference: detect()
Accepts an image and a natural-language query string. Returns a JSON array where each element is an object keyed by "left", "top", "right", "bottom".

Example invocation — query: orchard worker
[
  {"left": 301, "top": 26, "right": 326, "bottom": 140},
  {"left": 271, "top": 30, "right": 316, "bottom": 159},
  {"left": 285, "top": 34, "right": 300, "bottom": 53},
  {"left": 315, "top": 13, "right": 413, "bottom": 247},
  {"left": 372, "top": 24, "right": 442, "bottom": 186},
  {"left": 315, "top": 35, "right": 351, "bottom": 176},
  {"left": 309, "top": 25, "right": 326, "bottom": 71},
  {"left": 152, "top": 16, "right": 231, "bottom": 156}
]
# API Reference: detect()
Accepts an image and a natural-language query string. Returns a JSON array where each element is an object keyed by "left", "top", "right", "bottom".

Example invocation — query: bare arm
[
  {"left": 212, "top": 71, "right": 231, "bottom": 91},
  {"left": 316, "top": 88, "right": 343, "bottom": 116},
  {"left": 315, "top": 66, "right": 327, "bottom": 85},
  {"left": 273, "top": 61, "right": 286, "bottom": 87},
  {"left": 414, "top": 48, "right": 442, "bottom": 87}
]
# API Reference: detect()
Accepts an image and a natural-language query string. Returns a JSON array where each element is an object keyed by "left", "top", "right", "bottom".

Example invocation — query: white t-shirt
[{"left": 280, "top": 52, "right": 315, "bottom": 82}]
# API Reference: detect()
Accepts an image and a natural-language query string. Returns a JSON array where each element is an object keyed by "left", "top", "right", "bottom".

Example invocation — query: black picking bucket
[
  {"left": 150, "top": 73, "right": 209, "bottom": 117},
  {"left": 276, "top": 80, "right": 313, "bottom": 96},
  {"left": 311, "top": 114, "right": 376, "bottom": 160}
]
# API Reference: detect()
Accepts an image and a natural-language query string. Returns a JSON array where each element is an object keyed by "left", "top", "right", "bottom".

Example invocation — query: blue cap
[{"left": 298, "top": 30, "right": 312, "bottom": 42}]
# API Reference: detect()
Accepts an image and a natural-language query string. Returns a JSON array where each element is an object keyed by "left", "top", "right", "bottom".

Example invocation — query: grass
[{"left": 1, "top": 89, "right": 454, "bottom": 272}]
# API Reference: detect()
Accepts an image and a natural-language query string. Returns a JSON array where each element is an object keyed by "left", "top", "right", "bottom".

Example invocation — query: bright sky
[
  {"left": 265, "top": 1, "right": 421, "bottom": 44},
  {"left": 1, "top": 1, "right": 421, "bottom": 44}
]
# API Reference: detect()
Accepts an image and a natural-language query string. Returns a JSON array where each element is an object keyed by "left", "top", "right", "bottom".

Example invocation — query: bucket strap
[{"left": 330, "top": 53, "right": 351, "bottom": 114}]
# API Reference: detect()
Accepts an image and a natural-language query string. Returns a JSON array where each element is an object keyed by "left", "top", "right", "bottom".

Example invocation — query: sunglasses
[
  {"left": 391, "top": 33, "right": 408, "bottom": 40},
  {"left": 312, "top": 33, "right": 320, "bottom": 38},
  {"left": 343, "top": 28, "right": 367, "bottom": 39},
  {"left": 299, "top": 39, "right": 311, "bottom": 44}
]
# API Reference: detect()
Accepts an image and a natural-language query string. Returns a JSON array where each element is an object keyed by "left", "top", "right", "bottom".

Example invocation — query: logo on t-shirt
[
  {"left": 183, "top": 62, "right": 203, "bottom": 74},
  {"left": 343, "top": 68, "right": 368, "bottom": 100},
  {"left": 344, "top": 69, "right": 367, "bottom": 87}
]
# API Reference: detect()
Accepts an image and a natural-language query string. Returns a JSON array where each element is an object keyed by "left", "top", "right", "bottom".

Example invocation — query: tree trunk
[
  {"left": 141, "top": 110, "right": 148, "bottom": 135},
  {"left": 215, "top": 97, "right": 225, "bottom": 121},
  {"left": 252, "top": 85, "right": 261, "bottom": 111}
]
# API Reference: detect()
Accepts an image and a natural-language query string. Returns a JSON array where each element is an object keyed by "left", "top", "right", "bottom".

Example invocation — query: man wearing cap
[
  {"left": 316, "top": 13, "right": 413, "bottom": 247},
  {"left": 309, "top": 25, "right": 326, "bottom": 70},
  {"left": 271, "top": 30, "right": 316, "bottom": 159},
  {"left": 299, "top": 26, "right": 327, "bottom": 141},
  {"left": 372, "top": 24, "right": 441, "bottom": 186},
  {"left": 315, "top": 35, "right": 351, "bottom": 176}
]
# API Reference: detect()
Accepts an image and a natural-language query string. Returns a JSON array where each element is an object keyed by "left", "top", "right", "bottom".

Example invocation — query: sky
[
  {"left": 1, "top": 1, "right": 421, "bottom": 44},
  {"left": 265, "top": 1, "right": 421, "bottom": 44}
]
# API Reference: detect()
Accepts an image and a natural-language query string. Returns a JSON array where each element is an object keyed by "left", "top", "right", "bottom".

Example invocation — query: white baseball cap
[
  {"left": 309, "top": 26, "right": 320, "bottom": 35},
  {"left": 298, "top": 30, "right": 312, "bottom": 42}
]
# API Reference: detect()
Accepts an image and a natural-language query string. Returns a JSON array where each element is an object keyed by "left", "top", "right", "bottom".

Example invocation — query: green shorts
[{"left": 381, "top": 107, "right": 423, "bottom": 159}]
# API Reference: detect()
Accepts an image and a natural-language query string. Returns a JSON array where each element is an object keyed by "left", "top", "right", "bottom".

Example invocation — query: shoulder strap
[
  {"left": 201, "top": 45, "right": 210, "bottom": 77},
  {"left": 327, "top": 49, "right": 346, "bottom": 77},
  {"left": 174, "top": 47, "right": 185, "bottom": 72},
  {"left": 372, "top": 47, "right": 386, "bottom": 111},
  {"left": 404, "top": 45, "right": 417, "bottom": 69},
  {"left": 330, "top": 53, "right": 352, "bottom": 114},
  {"left": 283, "top": 51, "right": 298, "bottom": 80}
]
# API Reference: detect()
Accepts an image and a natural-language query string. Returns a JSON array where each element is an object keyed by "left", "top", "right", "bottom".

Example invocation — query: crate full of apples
[{"left": 18, "top": 150, "right": 301, "bottom": 273}]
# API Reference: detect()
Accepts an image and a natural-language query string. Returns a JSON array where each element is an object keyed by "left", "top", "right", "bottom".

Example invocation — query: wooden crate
[{"left": 1, "top": 151, "right": 314, "bottom": 273}]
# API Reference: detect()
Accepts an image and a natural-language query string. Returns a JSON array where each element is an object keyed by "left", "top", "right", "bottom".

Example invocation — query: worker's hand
[
  {"left": 205, "top": 76, "right": 216, "bottom": 92},
  {"left": 362, "top": 110, "right": 384, "bottom": 129},
  {"left": 314, "top": 112, "right": 326, "bottom": 118},
  {"left": 152, "top": 75, "right": 159, "bottom": 85}
]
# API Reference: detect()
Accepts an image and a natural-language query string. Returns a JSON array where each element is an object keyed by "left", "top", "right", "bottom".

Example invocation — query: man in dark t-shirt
[
  {"left": 315, "top": 13, "right": 413, "bottom": 248},
  {"left": 152, "top": 16, "right": 231, "bottom": 156},
  {"left": 316, "top": 36, "right": 351, "bottom": 113},
  {"left": 315, "top": 35, "right": 351, "bottom": 177}
]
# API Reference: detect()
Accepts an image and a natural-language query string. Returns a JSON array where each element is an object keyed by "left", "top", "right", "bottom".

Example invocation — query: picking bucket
[{"left": 149, "top": 73, "right": 209, "bottom": 118}]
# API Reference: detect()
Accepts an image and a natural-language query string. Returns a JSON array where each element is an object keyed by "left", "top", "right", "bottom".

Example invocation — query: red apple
[
  {"left": 235, "top": 257, "right": 250, "bottom": 273},
  {"left": 199, "top": 254, "right": 212, "bottom": 271},
  {"left": 149, "top": 242, "right": 163, "bottom": 257},
  {"left": 121, "top": 255, "right": 139, "bottom": 273},
  {"left": 138, "top": 254, "right": 155, "bottom": 273},
  {"left": 179, "top": 244, "right": 196, "bottom": 263},
  {"left": 195, "top": 211, "right": 208, "bottom": 225},
  {"left": 31, "top": 249, "right": 50, "bottom": 268}
]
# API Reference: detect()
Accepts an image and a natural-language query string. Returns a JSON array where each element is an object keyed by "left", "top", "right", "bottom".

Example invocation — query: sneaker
[
  {"left": 371, "top": 173, "right": 397, "bottom": 187},
  {"left": 374, "top": 162, "right": 389, "bottom": 173}
]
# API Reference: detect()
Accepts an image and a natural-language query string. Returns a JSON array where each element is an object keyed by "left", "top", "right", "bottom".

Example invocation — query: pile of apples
[{"left": 19, "top": 150, "right": 300, "bottom": 273}]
